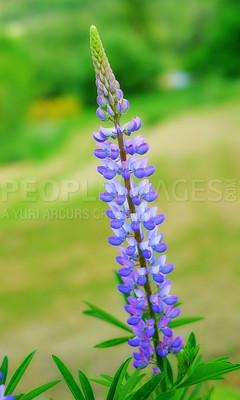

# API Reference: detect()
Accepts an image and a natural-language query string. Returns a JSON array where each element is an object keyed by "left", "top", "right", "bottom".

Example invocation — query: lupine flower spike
[
  {"left": 90, "top": 25, "right": 183, "bottom": 374},
  {"left": 0, "top": 372, "right": 14, "bottom": 400}
]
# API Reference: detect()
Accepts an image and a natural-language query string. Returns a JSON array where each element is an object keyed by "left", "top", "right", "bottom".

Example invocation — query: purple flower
[
  {"left": 90, "top": 25, "right": 182, "bottom": 371},
  {"left": 0, "top": 384, "right": 14, "bottom": 400}
]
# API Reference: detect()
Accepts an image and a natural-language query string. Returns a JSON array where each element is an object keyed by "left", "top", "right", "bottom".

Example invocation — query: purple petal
[
  {"left": 169, "top": 307, "right": 181, "bottom": 319},
  {"left": 116, "top": 125, "right": 122, "bottom": 136},
  {"left": 118, "top": 284, "right": 132, "bottom": 294},
  {"left": 94, "top": 149, "right": 108, "bottom": 159},
  {"left": 122, "top": 169, "right": 131, "bottom": 179},
  {"left": 121, "top": 99, "right": 130, "bottom": 113},
  {"left": 97, "top": 95, "right": 108, "bottom": 106},
  {"left": 131, "top": 195, "right": 142, "bottom": 206},
  {"left": 99, "top": 192, "right": 115, "bottom": 202},
  {"left": 108, "top": 236, "right": 124, "bottom": 246},
  {"left": 116, "top": 101, "right": 122, "bottom": 113},
  {"left": 110, "top": 149, "right": 119, "bottom": 160},
  {"left": 143, "top": 220, "right": 156, "bottom": 230},
  {"left": 126, "top": 246, "right": 136, "bottom": 256},
  {"left": 128, "top": 337, "right": 140, "bottom": 347},
  {"left": 171, "top": 336, "right": 183, "bottom": 348},
  {"left": 144, "top": 165, "right": 155, "bottom": 177},
  {"left": 142, "top": 191, "right": 158, "bottom": 202},
  {"left": 96, "top": 107, "right": 108, "bottom": 121},
  {"left": 154, "top": 243, "right": 168, "bottom": 253},
  {"left": 158, "top": 348, "right": 167, "bottom": 358},
  {"left": 142, "top": 249, "right": 151, "bottom": 259},
  {"left": 115, "top": 89, "right": 123, "bottom": 99},
  {"left": 127, "top": 144, "right": 135, "bottom": 155},
  {"left": 127, "top": 119, "right": 137, "bottom": 132},
  {"left": 98, "top": 164, "right": 106, "bottom": 174},
  {"left": 133, "top": 360, "right": 144, "bottom": 369},
  {"left": 103, "top": 169, "right": 116, "bottom": 180},
  {"left": 137, "top": 276, "right": 147, "bottom": 286},
  {"left": 146, "top": 326, "right": 155, "bottom": 338},
  {"left": 131, "top": 221, "right": 140, "bottom": 232},
  {"left": 107, "top": 104, "right": 114, "bottom": 116},
  {"left": 154, "top": 214, "right": 165, "bottom": 225},
  {"left": 152, "top": 273, "right": 165, "bottom": 284},
  {"left": 127, "top": 316, "right": 141, "bottom": 325},
  {"left": 116, "top": 195, "right": 126, "bottom": 205},
  {"left": 135, "top": 117, "right": 142, "bottom": 130},
  {"left": 161, "top": 263, "right": 174, "bottom": 274},
  {"left": 162, "top": 327, "right": 173, "bottom": 337},
  {"left": 118, "top": 267, "right": 132, "bottom": 276},
  {"left": 137, "top": 142, "right": 149, "bottom": 155},
  {"left": 134, "top": 168, "right": 145, "bottom": 178},
  {"left": 164, "top": 295, "right": 178, "bottom": 305},
  {"left": 110, "top": 219, "right": 124, "bottom": 229},
  {"left": 106, "top": 210, "right": 115, "bottom": 219}
]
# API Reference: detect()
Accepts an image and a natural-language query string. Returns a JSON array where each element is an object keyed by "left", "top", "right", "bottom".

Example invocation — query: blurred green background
[{"left": 0, "top": 0, "right": 240, "bottom": 398}]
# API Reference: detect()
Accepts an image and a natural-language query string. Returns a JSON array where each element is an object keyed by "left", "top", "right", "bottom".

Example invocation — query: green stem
[{"left": 114, "top": 116, "right": 166, "bottom": 390}]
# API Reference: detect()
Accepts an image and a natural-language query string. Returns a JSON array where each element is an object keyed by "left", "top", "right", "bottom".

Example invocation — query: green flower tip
[{"left": 90, "top": 25, "right": 97, "bottom": 34}]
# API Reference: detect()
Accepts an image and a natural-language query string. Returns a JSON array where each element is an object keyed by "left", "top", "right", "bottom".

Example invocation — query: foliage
[{"left": 0, "top": 352, "right": 60, "bottom": 399}]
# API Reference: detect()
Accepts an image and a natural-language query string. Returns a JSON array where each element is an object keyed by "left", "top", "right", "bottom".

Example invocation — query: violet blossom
[{"left": 90, "top": 25, "right": 183, "bottom": 372}]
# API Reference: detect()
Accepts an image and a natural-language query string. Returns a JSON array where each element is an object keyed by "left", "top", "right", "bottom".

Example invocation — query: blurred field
[
  {"left": 0, "top": 0, "right": 240, "bottom": 398},
  {"left": 0, "top": 94, "right": 240, "bottom": 398}
]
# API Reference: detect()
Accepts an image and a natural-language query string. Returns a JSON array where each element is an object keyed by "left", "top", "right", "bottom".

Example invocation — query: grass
[{"left": 0, "top": 91, "right": 240, "bottom": 398}]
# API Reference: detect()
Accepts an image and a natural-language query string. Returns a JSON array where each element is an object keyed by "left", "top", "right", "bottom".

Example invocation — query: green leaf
[
  {"left": 19, "top": 381, "right": 60, "bottom": 400},
  {"left": 179, "top": 387, "right": 189, "bottom": 400},
  {"left": 106, "top": 358, "right": 131, "bottom": 400},
  {"left": 78, "top": 370, "right": 95, "bottom": 400},
  {"left": 83, "top": 302, "right": 132, "bottom": 333},
  {"left": 52, "top": 355, "right": 85, "bottom": 400},
  {"left": 156, "top": 391, "right": 176, "bottom": 400},
  {"left": 95, "top": 337, "right": 132, "bottom": 348},
  {"left": 177, "top": 361, "right": 240, "bottom": 388},
  {"left": 187, "top": 383, "right": 202, "bottom": 400},
  {"left": 164, "top": 357, "right": 174, "bottom": 387},
  {"left": 0, "top": 356, "right": 8, "bottom": 384},
  {"left": 210, "top": 357, "right": 230, "bottom": 363},
  {"left": 117, "top": 367, "right": 142, "bottom": 400},
  {"left": 100, "top": 374, "right": 113, "bottom": 382},
  {"left": 175, "top": 332, "right": 200, "bottom": 386},
  {"left": 186, "top": 333, "right": 197, "bottom": 349},
  {"left": 90, "top": 379, "right": 111, "bottom": 387},
  {"left": 130, "top": 372, "right": 166, "bottom": 400},
  {"left": 169, "top": 318, "right": 203, "bottom": 329},
  {"left": 5, "top": 351, "right": 36, "bottom": 395}
]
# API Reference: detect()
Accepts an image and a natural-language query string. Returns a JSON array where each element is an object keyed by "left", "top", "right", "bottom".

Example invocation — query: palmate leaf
[
  {"left": 130, "top": 372, "right": 166, "bottom": 400},
  {"left": 177, "top": 360, "right": 240, "bottom": 388},
  {"left": 52, "top": 355, "right": 85, "bottom": 400},
  {"left": 83, "top": 302, "right": 132, "bottom": 333},
  {"left": 19, "top": 381, "right": 60, "bottom": 400},
  {"left": 169, "top": 318, "right": 203, "bottom": 329},
  {"left": 95, "top": 336, "right": 133, "bottom": 348},
  {"left": 78, "top": 370, "right": 95, "bottom": 400},
  {"left": 0, "top": 356, "right": 8, "bottom": 384},
  {"left": 5, "top": 351, "right": 36, "bottom": 395}
]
